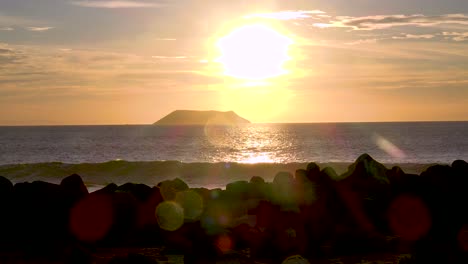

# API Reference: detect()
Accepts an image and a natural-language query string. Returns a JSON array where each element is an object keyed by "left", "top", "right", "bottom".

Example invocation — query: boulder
[
  {"left": 93, "top": 183, "right": 118, "bottom": 194},
  {"left": 250, "top": 176, "right": 265, "bottom": 184},
  {"left": 157, "top": 178, "right": 189, "bottom": 201},
  {"left": 11, "top": 181, "right": 70, "bottom": 255},
  {"left": 306, "top": 163, "right": 321, "bottom": 182},
  {"left": 272, "top": 172, "right": 299, "bottom": 210},
  {"left": 117, "top": 183, "right": 153, "bottom": 202},
  {"left": 225, "top": 180, "right": 250, "bottom": 200},
  {"left": 342, "top": 153, "right": 389, "bottom": 184},
  {"left": 0, "top": 175, "right": 13, "bottom": 198},
  {"left": 60, "top": 174, "right": 88, "bottom": 203}
]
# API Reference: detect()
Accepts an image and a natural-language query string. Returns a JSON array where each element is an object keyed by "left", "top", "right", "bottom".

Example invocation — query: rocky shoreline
[{"left": 0, "top": 154, "right": 467, "bottom": 263}]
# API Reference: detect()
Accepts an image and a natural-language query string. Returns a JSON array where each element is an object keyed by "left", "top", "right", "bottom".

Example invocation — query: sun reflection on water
[
  {"left": 203, "top": 123, "right": 292, "bottom": 163},
  {"left": 238, "top": 153, "right": 275, "bottom": 164}
]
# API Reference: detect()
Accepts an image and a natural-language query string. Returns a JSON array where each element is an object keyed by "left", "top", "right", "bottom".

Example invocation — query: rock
[
  {"left": 158, "top": 178, "right": 189, "bottom": 201},
  {"left": 342, "top": 153, "right": 389, "bottom": 184},
  {"left": 250, "top": 176, "right": 265, "bottom": 184},
  {"left": 11, "top": 181, "right": 70, "bottom": 255},
  {"left": 116, "top": 183, "right": 152, "bottom": 202},
  {"left": 109, "top": 253, "right": 157, "bottom": 264},
  {"left": 452, "top": 160, "right": 468, "bottom": 172},
  {"left": 295, "top": 169, "right": 308, "bottom": 183},
  {"left": 0, "top": 176, "right": 13, "bottom": 247},
  {"left": 306, "top": 163, "right": 321, "bottom": 182},
  {"left": 306, "top": 163, "right": 320, "bottom": 174},
  {"left": 69, "top": 193, "right": 114, "bottom": 243},
  {"left": 105, "top": 192, "right": 139, "bottom": 245},
  {"left": 60, "top": 174, "right": 88, "bottom": 203},
  {"left": 226, "top": 180, "right": 250, "bottom": 200},
  {"left": 420, "top": 165, "right": 455, "bottom": 194},
  {"left": 272, "top": 211, "right": 307, "bottom": 258},
  {"left": 273, "top": 171, "right": 294, "bottom": 185},
  {"left": 321, "top": 167, "right": 339, "bottom": 181},
  {"left": 0, "top": 175, "right": 13, "bottom": 198},
  {"left": 272, "top": 172, "right": 299, "bottom": 210},
  {"left": 93, "top": 183, "right": 118, "bottom": 194}
]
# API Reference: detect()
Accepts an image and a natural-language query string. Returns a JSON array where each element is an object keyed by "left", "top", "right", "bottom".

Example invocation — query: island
[{"left": 154, "top": 110, "right": 251, "bottom": 125}]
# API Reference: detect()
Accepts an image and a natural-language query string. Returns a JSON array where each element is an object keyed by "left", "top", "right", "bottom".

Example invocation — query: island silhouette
[{"left": 154, "top": 110, "right": 251, "bottom": 125}]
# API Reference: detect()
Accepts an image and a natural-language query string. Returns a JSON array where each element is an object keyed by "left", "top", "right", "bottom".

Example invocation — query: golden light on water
[{"left": 216, "top": 24, "right": 293, "bottom": 80}]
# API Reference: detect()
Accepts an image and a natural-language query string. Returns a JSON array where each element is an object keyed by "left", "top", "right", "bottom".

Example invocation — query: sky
[{"left": 1, "top": 0, "right": 468, "bottom": 125}]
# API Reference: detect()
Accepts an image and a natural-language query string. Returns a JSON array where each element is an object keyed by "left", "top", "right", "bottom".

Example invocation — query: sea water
[
  {"left": 0, "top": 122, "right": 467, "bottom": 188},
  {"left": 1, "top": 122, "right": 466, "bottom": 165}
]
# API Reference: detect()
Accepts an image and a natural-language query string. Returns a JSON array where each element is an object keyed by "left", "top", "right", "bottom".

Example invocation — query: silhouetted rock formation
[
  {"left": 154, "top": 110, "right": 251, "bottom": 125},
  {"left": 1, "top": 155, "right": 468, "bottom": 263}
]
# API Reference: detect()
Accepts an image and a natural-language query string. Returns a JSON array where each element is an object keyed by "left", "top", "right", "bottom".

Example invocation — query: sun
[{"left": 216, "top": 24, "right": 293, "bottom": 80}]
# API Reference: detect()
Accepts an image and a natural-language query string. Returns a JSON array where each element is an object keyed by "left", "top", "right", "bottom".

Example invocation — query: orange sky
[{"left": 1, "top": 0, "right": 468, "bottom": 124}]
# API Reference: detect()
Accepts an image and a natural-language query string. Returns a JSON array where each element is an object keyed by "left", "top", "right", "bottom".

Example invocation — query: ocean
[{"left": 0, "top": 122, "right": 467, "bottom": 188}]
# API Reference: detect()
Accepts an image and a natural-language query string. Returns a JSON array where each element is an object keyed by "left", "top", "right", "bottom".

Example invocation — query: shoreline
[
  {"left": 0, "top": 160, "right": 444, "bottom": 189},
  {"left": 0, "top": 154, "right": 466, "bottom": 263}
]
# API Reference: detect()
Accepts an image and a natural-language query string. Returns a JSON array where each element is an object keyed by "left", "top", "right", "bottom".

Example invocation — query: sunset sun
[{"left": 216, "top": 24, "right": 293, "bottom": 80}]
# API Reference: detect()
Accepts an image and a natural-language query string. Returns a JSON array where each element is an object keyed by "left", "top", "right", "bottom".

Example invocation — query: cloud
[
  {"left": 244, "top": 10, "right": 325, "bottom": 21},
  {"left": 345, "top": 39, "right": 378, "bottom": 45},
  {"left": 442, "top": 32, "right": 468, "bottom": 41},
  {"left": 26, "top": 27, "right": 54, "bottom": 31},
  {"left": 0, "top": 13, "right": 43, "bottom": 27},
  {"left": 313, "top": 14, "right": 468, "bottom": 31},
  {"left": 392, "top": 34, "right": 435, "bottom": 40},
  {"left": 71, "top": 0, "right": 166, "bottom": 8},
  {"left": 0, "top": 27, "right": 14, "bottom": 31},
  {"left": 152, "top": 55, "right": 187, "bottom": 59}
]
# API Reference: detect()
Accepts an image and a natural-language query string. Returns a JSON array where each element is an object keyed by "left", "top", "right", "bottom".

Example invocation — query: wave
[{"left": 0, "top": 160, "right": 439, "bottom": 189}]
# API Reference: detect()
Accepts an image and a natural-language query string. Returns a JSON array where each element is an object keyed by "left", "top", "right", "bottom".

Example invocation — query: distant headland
[{"left": 154, "top": 110, "right": 251, "bottom": 125}]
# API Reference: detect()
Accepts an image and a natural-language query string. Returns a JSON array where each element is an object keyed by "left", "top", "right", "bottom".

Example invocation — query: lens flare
[
  {"left": 69, "top": 194, "right": 114, "bottom": 242},
  {"left": 155, "top": 201, "right": 184, "bottom": 231},
  {"left": 175, "top": 190, "right": 204, "bottom": 220}
]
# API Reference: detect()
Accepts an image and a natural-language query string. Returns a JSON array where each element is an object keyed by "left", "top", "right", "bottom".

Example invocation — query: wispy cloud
[
  {"left": 155, "top": 38, "right": 177, "bottom": 41},
  {"left": 244, "top": 10, "right": 325, "bottom": 21},
  {"left": 26, "top": 27, "right": 54, "bottom": 32},
  {"left": 0, "top": 27, "right": 14, "bottom": 31},
  {"left": 71, "top": 0, "right": 166, "bottom": 8},
  {"left": 392, "top": 34, "right": 435, "bottom": 40},
  {"left": 345, "top": 39, "right": 378, "bottom": 45},
  {"left": 313, "top": 14, "right": 468, "bottom": 31},
  {"left": 442, "top": 32, "right": 468, "bottom": 41},
  {"left": 152, "top": 55, "right": 187, "bottom": 59}
]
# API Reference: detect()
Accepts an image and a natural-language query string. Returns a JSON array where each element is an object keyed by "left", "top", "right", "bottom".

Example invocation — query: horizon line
[{"left": 1, "top": 120, "right": 467, "bottom": 127}]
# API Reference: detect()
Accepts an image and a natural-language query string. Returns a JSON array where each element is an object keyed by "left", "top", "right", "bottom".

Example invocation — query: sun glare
[{"left": 216, "top": 24, "right": 293, "bottom": 80}]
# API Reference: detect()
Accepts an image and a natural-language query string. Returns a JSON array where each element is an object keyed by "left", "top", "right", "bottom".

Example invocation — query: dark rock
[
  {"left": 272, "top": 172, "right": 298, "bottom": 210},
  {"left": 158, "top": 178, "right": 189, "bottom": 200},
  {"left": 452, "top": 160, "right": 468, "bottom": 172},
  {"left": 93, "top": 183, "right": 118, "bottom": 194},
  {"left": 117, "top": 183, "right": 153, "bottom": 202},
  {"left": 249, "top": 176, "right": 265, "bottom": 184},
  {"left": 60, "top": 174, "right": 88, "bottom": 203},
  {"left": 295, "top": 169, "right": 308, "bottom": 183},
  {"left": 321, "top": 167, "right": 339, "bottom": 181},
  {"left": 109, "top": 253, "right": 157, "bottom": 264},
  {"left": 11, "top": 181, "right": 70, "bottom": 255},
  {"left": 306, "top": 163, "right": 321, "bottom": 182},
  {"left": 0, "top": 176, "right": 13, "bottom": 247},
  {"left": 226, "top": 180, "right": 250, "bottom": 200},
  {"left": 0, "top": 175, "right": 13, "bottom": 197},
  {"left": 69, "top": 193, "right": 114, "bottom": 243},
  {"left": 105, "top": 192, "right": 139, "bottom": 245},
  {"left": 306, "top": 162, "right": 320, "bottom": 174},
  {"left": 342, "top": 153, "right": 389, "bottom": 183}
]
